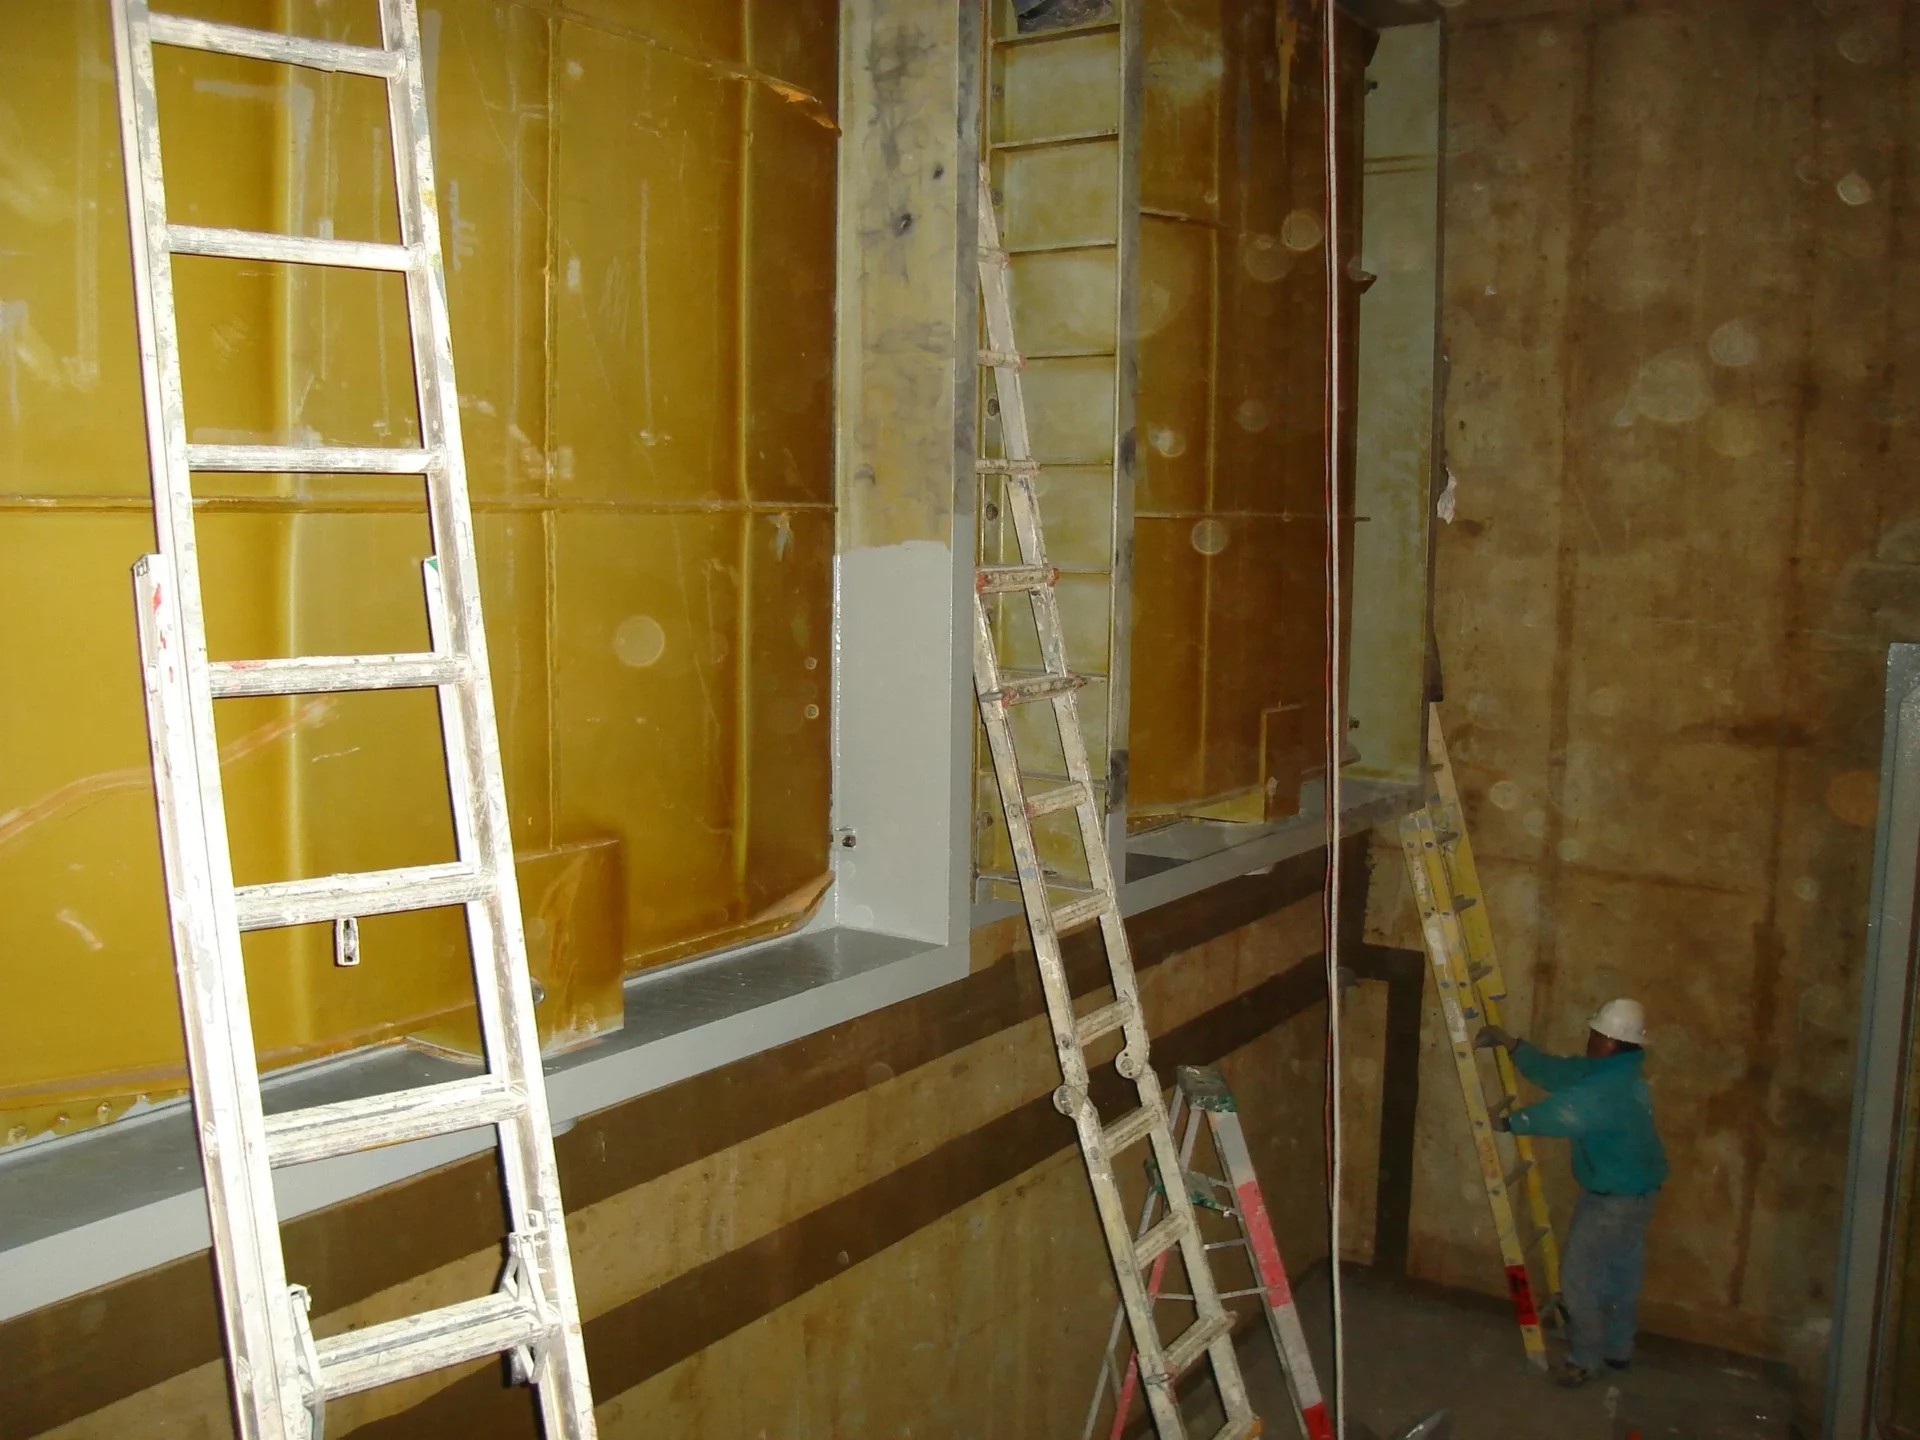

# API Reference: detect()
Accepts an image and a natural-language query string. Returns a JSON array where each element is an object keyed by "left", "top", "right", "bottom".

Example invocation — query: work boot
[{"left": 1555, "top": 1363, "right": 1594, "bottom": 1389}]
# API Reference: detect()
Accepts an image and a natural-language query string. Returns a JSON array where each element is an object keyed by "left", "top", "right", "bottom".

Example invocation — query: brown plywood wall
[{"left": 1363, "top": 0, "right": 1920, "bottom": 1394}]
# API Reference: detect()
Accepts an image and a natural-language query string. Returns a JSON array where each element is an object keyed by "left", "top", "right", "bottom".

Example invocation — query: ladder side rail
[
  {"left": 114, "top": 6, "right": 309, "bottom": 1434},
  {"left": 1202, "top": 1104, "right": 1332, "bottom": 1440},
  {"left": 972, "top": 604, "right": 1091, "bottom": 1092},
  {"left": 974, "top": 174, "right": 1152, "bottom": 1081},
  {"left": 1101, "top": 1092, "right": 1199, "bottom": 1440},
  {"left": 380, "top": 0, "right": 580, "bottom": 1309},
  {"left": 975, "top": 166, "right": 1254, "bottom": 1440},
  {"left": 134, "top": 566, "right": 307, "bottom": 1438},
  {"left": 1400, "top": 809, "right": 1549, "bottom": 1369},
  {"left": 422, "top": 564, "right": 592, "bottom": 1440},
  {"left": 1424, "top": 709, "right": 1564, "bottom": 1307}
]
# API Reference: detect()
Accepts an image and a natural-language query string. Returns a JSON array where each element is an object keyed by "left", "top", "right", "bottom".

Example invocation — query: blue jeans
[{"left": 1562, "top": 1188, "right": 1657, "bottom": 1371}]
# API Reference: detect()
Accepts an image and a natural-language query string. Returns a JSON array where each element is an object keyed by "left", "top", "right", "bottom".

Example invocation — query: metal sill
[{"left": 0, "top": 778, "right": 1417, "bottom": 1323}]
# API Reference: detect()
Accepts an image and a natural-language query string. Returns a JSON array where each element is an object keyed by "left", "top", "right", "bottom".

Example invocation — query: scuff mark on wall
[{"left": 0, "top": 697, "right": 339, "bottom": 855}]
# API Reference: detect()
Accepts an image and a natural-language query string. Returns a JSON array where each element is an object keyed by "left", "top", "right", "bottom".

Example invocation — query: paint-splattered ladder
[
  {"left": 971, "top": 166, "right": 1258, "bottom": 1440},
  {"left": 109, "top": 4, "right": 596, "bottom": 1437},
  {"left": 1087, "top": 1067, "right": 1334, "bottom": 1440},
  {"left": 1398, "top": 703, "right": 1563, "bottom": 1372}
]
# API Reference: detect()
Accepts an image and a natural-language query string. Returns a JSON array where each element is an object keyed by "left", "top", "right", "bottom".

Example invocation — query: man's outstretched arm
[{"left": 1509, "top": 1040, "right": 1595, "bottom": 1093}]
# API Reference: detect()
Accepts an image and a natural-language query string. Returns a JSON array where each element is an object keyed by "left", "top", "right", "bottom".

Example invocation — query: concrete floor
[{"left": 1178, "top": 1268, "right": 1797, "bottom": 1440}]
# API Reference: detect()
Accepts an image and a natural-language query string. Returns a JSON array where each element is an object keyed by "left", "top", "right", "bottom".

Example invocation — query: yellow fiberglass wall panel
[
  {"left": 0, "top": 0, "right": 836, "bottom": 1147},
  {"left": 1130, "top": 0, "right": 1361, "bottom": 824},
  {"left": 977, "top": 2, "right": 1129, "bottom": 896}
]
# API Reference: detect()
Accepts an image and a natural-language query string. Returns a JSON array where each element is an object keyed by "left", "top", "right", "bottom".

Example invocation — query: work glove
[{"left": 1473, "top": 1025, "right": 1516, "bottom": 1051}]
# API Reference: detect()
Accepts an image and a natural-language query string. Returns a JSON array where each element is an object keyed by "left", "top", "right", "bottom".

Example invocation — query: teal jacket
[{"left": 1507, "top": 1043, "right": 1668, "bottom": 1197}]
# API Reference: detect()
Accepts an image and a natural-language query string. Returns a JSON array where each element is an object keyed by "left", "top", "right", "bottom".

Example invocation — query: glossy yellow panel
[
  {"left": 1136, "top": 217, "right": 1213, "bottom": 513},
  {"left": 981, "top": 465, "right": 1114, "bottom": 574},
  {"left": 1128, "top": 519, "right": 1207, "bottom": 807},
  {"left": 992, "top": 575, "right": 1112, "bottom": 677},
  {"left": 432, "top": 5, "right": 552, "bottom": 500},
  {"left": 566, "top": 0, "right": 743, "bottom": 65},
  {"left": 996, "top": 30, "right": 1123, "bottom": 143},
  {"left": 1022, "top": 356, "right": 1118, "bottom": 465},
  {"left": 1008, "top": 249, "right": 1117, "bottom": 356},
  {"left": 745, "top": 86, "right": 837, "bottom": 508},
  {"left": 747, "top": 0, "right": 838, "bottom": 107},
  {"left": 552, "top": 23, "right": 742, "bottom": 506},
  {"left": 554, "top": 511, "right": 739, "bottom": 965},
  {"left": 1127, "top": 0, "right": 1358, "bottom": 823},
  {"left": 1140, "top": 0, "right": 1222, "bottom": 219},
  {"left": 475, "top": 510, "right": 554, "bottom": 846},
  {"left": 739, "top": 508, "right": 833, "bottom": 919},
  {"left": 1, "top": 0, "right": 835, "bottom": 1145},
  {"left": 995, "top": 145, "right": 1120, "bottom": 251},
  {"left": 0, "top": 512, "right": 191, "bottom": 1106}
]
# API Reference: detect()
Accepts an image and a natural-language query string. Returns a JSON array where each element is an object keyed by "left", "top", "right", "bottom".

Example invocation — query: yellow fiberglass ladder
[
  {"left": 970, "top": 165, "right": 1259, "bottom": 1440},
  {"left": 110, "top": 3, "right": 596, "bottom": 1436},
  {"left": 1398, "top": 703, "right": 1563, "bottom": 1371}
]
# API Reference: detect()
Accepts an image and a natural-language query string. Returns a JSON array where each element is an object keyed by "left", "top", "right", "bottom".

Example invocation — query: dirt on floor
[{"left": 1178, "top": 1266, "right": 1797, "bottom": 1440}]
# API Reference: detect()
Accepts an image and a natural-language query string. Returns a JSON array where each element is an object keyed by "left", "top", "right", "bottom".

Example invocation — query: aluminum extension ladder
[
  {"left": 971, "top": 166, "right": 1258, "bottom": 1440},
  {"left": 1397, "top": 704, "right": 1563, "bottom": 1371},
  {"left": 110, "top": 4, "right": 596, "bottom": 1437},
  {"left": 1088, "top": 1066, "right": 1332, "bottom": 1440}
]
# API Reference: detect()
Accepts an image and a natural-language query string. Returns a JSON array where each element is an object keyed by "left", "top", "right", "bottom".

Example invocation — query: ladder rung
[
  {"left": 312, "top": 1291, "right": 546, "bottom": 1399},
  {"left": 1074, "top": 998, "right": 1134, "bottom": 1047},
  {"left": 1504, "top": 1158, "right": 1535, "bottom": 1189},
  {"left": 1025, "top": 781, "right": 1091, "bottom": 817},
  {"left": 1468, "top": 961, "right": 1493, "bottom": 981},
  {"left": 1452, "top": 894, "right": 1479, "bottom": 912},
  {"left": 168, "top": 224, "right": 413, "bottom": 273},
  {"left": 210, "top": 653, "right": 465, "bottom": 698},
  {"left": 977, "top": 245, "right": 1012, "bottom": 267},
  {"left": 978, "top": 347, "right": 1024, "bottom": 370},
  {"left": 989, "top": 671, "right": 1087, "bottom": 706},
  {"left": 1051, "top": 892, "right": 1110, "bottom": 933},
  {"left": 1103, "top": 1105, "right": 1158, "bottom": 1156},
  {"left": 233, "top": 861, "right": 488, "bottom": 931},
  {"left": 976, "top": 457, "right": 1041, "bottom": 477},
  {"left": 186, "top": 443, "right": 438, "bottom": 474},
  {"left": 977, "top": 563, "right": 1058, "bottom": 594},
  {"left": 1524, "top": 1224, "right": 1551, "bottom": 1254},
  {"left": 1155, "top": 1312, "right": 1234, "bottom": 1383},
  {"left": 147, "top": 12, "right": 401, "bottom": 78},
  {"left": 147, "top": 13, "right": 402, "bottom": 78},
  {"left": 265, "top": 1075, "right": 523, "bottom": 1167},
  {"left": 1132, "top": 1213, "right": 1188, "bottom": 1270},
  {"left": 1487, "top": 1093, "right": 1516, "bottom": 1119},
  {"left": 1434, "top": 828, "right": 1462, "bottom": 846}
]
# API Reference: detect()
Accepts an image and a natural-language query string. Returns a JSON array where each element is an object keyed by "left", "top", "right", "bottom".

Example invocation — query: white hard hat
[{"left": 1590, "top": 997, "right": 1647, "bottom": 1046}]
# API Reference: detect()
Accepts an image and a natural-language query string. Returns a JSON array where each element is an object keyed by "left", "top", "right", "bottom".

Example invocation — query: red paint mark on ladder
[
  {"left": 1105, "top": 1246, "right": 1177, "bottom": 1440},
  {"left": 1235, "top": 1172, "right": 1329, "bottom": 1434},
  {"left": 1505, "top": 1265, "right": 1539, "bottom": 1328}
]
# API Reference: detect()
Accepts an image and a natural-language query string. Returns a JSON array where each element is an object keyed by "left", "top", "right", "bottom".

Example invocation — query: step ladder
[
  {"left": 110, "top": 4, "right": 596, "bottom": 1437},
  {"left": 1088, "top": 1067, "right": 1331, "bottom": 1440},
  {"left": 1397, "top": 703, "right": 1562, "bottom": 1372},
  {"left": 971, "top": 166, "right": 1257, "bottom": 1440}
]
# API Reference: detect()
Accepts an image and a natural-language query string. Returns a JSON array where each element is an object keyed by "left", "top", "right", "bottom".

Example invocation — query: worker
[{"left": 1474, "top": 998, "right": 1668, "bottom": 1389}]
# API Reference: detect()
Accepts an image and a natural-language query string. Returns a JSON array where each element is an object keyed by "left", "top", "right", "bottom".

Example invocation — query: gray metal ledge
[{"left": 0, "top": 779, "right": 1416, "bottom": 1322}]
